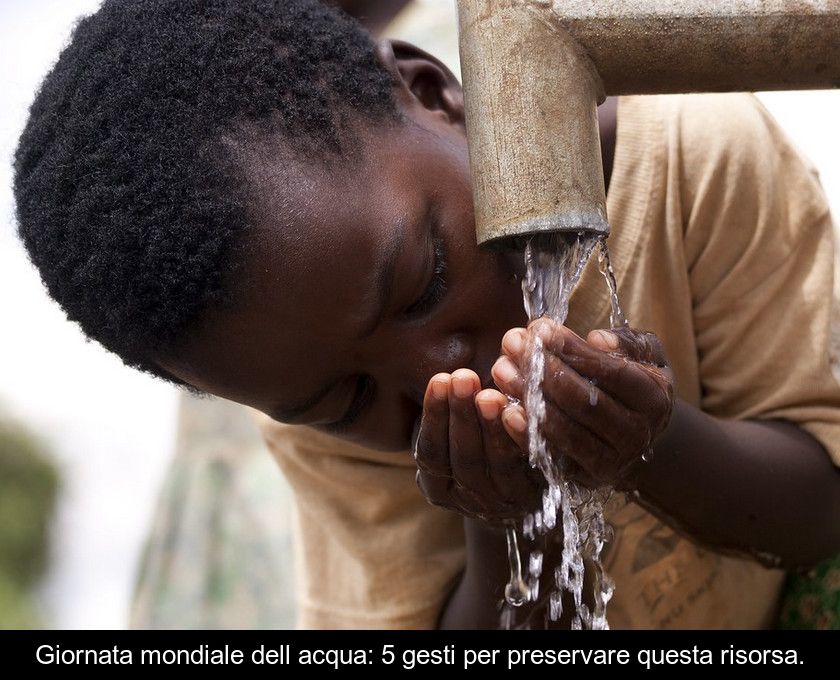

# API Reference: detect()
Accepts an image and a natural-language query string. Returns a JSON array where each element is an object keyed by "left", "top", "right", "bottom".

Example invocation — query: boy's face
[{"left": 156, "top": 42, "right": 528, "bottom": 452}]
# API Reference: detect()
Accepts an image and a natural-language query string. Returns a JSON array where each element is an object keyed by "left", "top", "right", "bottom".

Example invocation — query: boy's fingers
[
  {"left": 413, "top": 373, "right": 451, "bottom": 478},
  {"left": 539, "top": 402, "right": 618, "bottom": 487},
  {"left": 491, "top": 355, "right": 526, "bottom": 399},
  {"left": 527, "top": 318, "right": 572, "bottom": 357},
  {"left": 415, "top": 469, "right": 450, "bottom": 506},
  {"left": 499, "top": 331, "right": 651, "bottom": 452},
  {"left": 501, "top": 327, "right": 529, "bottom": 361},
  {"left": 501, "top": 403, "right": 528, "bottom": 452},
  {"left": 587, "top": 326, "right": 667, "bottom": 366},
  {"left": 416, "top": 469, "right": 473, "bottom": 512},
  {"left": 539, "top": 351, "right": 649, "bottom": 453},
  {"left": 559, "top": 458, "right": 601, "bottom": 490},
  {"left": 448, "top": 370, "right": 496, "bottom": 508},
  {"left": 538, "top": 327, "right": 670, "bottom": 411},
  {"left": 500, "top": 405, "right": 549, "bottom": 492},
  {"left": 508, "top": 319, "right": 660, "bottom": 408},
  {"left": 503, "top": 321, "right": 578, "bottom": 366},
  {"left": 476, "top": 390, "right": 541, "bottom": 510}
]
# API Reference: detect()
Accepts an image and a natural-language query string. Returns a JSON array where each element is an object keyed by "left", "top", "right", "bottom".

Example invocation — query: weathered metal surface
[
  {"left": 547, "top": 0, "right": 840, "bottom": 94},
  {"left": 458, "top": 0, "right": 609, "bottom": 246},
  {"left": 458, "top": 0, "right": 840, "bottom": 246}
]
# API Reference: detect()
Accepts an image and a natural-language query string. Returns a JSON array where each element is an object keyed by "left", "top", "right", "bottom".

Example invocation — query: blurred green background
[{"left": 0, "top": 417, "right": 59, "bottom": 628}]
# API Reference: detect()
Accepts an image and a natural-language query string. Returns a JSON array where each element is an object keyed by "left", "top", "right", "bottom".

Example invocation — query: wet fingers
[
  {"left": 475, "top": 390, "right": 542, "bottom": 511},
  {"left": 414, "top": 373, "right": 452, "bottom": 477},
  {"left": 448, "top": 369, "right": 497, "bottom": 509}
]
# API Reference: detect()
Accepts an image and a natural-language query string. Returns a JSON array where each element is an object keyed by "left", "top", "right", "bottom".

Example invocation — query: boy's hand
[
  {"left": 491, "top": 319, "right": 674, "bottom": 492},
  {"left": 413, "top": 320, "right": 674, "bottom": 520},
  {"left": 413, "top": 369, "right": 544, "bottom": 523}
]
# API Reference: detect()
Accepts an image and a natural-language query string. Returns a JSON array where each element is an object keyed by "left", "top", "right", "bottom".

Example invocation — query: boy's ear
[{"left": 374, "top": 39, "right": 464, "bottom": 126}]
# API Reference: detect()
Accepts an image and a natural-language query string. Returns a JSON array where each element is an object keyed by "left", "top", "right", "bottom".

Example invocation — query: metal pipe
[{"left": 457, "top": 0, "right": 840, "bottom": 247}]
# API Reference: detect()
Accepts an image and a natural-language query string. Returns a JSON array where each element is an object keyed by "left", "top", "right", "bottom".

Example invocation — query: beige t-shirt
[{"left": 256, "top": 93, "right": 840, "bottom": 629}]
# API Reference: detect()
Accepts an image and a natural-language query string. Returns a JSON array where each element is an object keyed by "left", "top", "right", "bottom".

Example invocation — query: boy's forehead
[
  {"left": 239, "top": 122, "right": 438, "bottom": 262},
  {"left": 243, "top": 145, "right": 403, "bottom": 267}
]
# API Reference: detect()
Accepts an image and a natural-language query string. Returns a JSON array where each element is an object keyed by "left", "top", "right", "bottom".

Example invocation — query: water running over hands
[{"left": 502, "top": 232, "right": 626, "bottom": 630}]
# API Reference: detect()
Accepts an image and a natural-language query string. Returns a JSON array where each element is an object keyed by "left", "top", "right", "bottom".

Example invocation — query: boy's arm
[
  {"left": 437, "top": 519, "right": 514, "bottom": 629},
  {"left": 637, "top": 400, "right": 840, "bottom": 569}
]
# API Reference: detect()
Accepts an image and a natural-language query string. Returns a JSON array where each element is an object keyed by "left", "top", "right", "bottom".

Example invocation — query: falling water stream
[{"left": 502, "top": 232, "right": 627, "bottom": 630}]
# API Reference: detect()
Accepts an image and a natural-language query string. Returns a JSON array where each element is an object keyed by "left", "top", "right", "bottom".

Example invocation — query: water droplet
[
  {"left": 753, "top": 550, "right": 784, "bottom": 569},
  {"left": 522, "top": 514, "right": 535, "bottom": 540},
  {"left": 529, "top": 550, "right": 543, "bottom": 577},
  {"left": 504, "top": 523, "right": 530, "bottom": 607},
  {"left": 588, "top": 380, "right": 598, "bottom": 406},
  {"left": 549, "top": 591, "right": 564, "bottom": 622}
]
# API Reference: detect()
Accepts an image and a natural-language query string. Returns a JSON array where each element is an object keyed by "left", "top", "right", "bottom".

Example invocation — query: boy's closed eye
[
  {"left": 403, "top": 235, "right": 447, "bottom": 318},
  {"left": 321, "top": 223, "right": 449, "bottom": 434}
]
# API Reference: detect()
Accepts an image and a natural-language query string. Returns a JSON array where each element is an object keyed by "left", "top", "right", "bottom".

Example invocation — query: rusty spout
[{"left": 457, "top": 0, "right": 840, "bottom": 247}]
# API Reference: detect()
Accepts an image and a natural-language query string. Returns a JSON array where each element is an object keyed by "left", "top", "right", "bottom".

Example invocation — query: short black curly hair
[{"left": 13, "top": 0, "right": 399, "bottom": 389}]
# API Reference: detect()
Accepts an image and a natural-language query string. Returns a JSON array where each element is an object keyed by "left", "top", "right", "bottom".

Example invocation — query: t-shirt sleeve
[
  {"left": 253, "top": 413, "right": 466, "bottom": 629},
  {"left": 677, "top": 94, "right": 840, "bottom": 464}
]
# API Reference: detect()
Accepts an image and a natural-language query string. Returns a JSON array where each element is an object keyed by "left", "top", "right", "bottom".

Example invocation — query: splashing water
[
  {"left": 598, "top": 238, "right": 627, "bottom": 329},
  {"left": 502, "top": 232, "right": 621, "bottom": 630}
]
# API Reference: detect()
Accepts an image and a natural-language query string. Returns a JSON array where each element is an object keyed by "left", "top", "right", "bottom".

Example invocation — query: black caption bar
[{"left": 1, "top": 630, "right": 829, "bottom": 672}]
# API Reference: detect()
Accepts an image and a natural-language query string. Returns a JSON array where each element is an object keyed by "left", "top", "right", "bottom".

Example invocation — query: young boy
[{"left": 13, "top": 0, "right": 840, "bottom": 629}]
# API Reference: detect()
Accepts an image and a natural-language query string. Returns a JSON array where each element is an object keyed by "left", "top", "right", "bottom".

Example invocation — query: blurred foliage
[
  {"left": 0, "top": 572, "right": 37, "bottom": 629},
  {"left": 0, "top": 417, "right": 60, "bottom": 628},
  {"left": 778, "top": 557, "right": 840, "bottom": 630}
]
